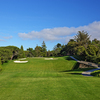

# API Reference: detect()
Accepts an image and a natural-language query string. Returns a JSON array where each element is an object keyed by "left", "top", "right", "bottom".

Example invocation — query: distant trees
[
  {"left": 0, "top": 31, "right": 100, "bottom": 65},
  {"left": 34, "top": 46, "right": 43, "bottom": 57},
  {"left": 53, "top": 43, "right": 65, "bottom": 56},
  {"left": 27, "top": 48, "right": 35, "bottom": 57},
  {"left": 61, "top": 30, "right": 100, "bottom": 64},
  {"left": 26, "top": 41, "right": 47, "bottom": 57}
]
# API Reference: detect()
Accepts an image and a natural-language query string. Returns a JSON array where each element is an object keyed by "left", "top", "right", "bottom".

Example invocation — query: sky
[{"left": 0, "top": 0, "right": 100, "bottom": 50}]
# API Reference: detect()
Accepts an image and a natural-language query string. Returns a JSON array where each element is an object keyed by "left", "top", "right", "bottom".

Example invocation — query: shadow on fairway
[
  {"left": 60, "top": 68, "right": 96, "bottom": 76},
  {"left": 64, "top": 56, "right": 74, "bottom": 61},
  {"left": 69, "top": 73, "right": 82, "bottom": 75},
  {"left": 60, "top": 68, "right": 96, "bottom": 72}
]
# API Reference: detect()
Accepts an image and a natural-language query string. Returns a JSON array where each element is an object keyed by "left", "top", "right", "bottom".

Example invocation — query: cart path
[
  {"left": 70, "top": 56, "right": 100, "bottom": 76},
  {"left": 82, "top": 68, "right": 100, "bottom": 76}
]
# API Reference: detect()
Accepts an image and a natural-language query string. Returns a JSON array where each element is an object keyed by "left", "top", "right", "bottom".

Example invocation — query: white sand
[
  {"left": 14, "top": 60, "right": 28, "bottom": 63},
  {"left": 44, "top": 58, "right": 58, "bottom": 60}
]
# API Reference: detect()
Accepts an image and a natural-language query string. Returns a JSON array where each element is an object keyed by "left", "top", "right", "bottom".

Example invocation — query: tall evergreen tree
[
  {"left": 74, "top": 30, "right": 90, "bottom": 48},
  {"left": 41, "top": 41, "right": 47, "bottom": 57},
  {"left": 19, "top": 45, "right": 25, "bottom": 58}
]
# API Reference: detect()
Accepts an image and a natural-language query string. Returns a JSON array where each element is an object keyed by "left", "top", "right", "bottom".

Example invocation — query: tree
[
  {"left": 21, "top": 45, "right": 24, "bottom": 51},
  {"left": 19, "top": 45, "right": 26, "bottom": 58},
  {"left": 85, "top": 45, "right": 99, "bottom": 63},
  {"left": 53, "top": 43, "right": 62, "bottom": 56},
  {"left": 27, "top": 48, "right": 35, "bottom": 57},
  {"left": 65, "top": 39, "right": 77, "bottom": 55},
  {"left": 34, "top": 46, "right": 42, "bottom": 57},
  {"left": 74, "top": 30, "right": 90, "bottom": 48},
  {"left": 47, "top": 50, "right": 53, "bottom": 57},
  {"left": 57, "top": 43, "right": 61, "bottom": 48},
  {"left": 92, "top": 38, "right": 100, "bottom": 44},
  {"left": 76, "top": 46, "right": 86, "bottom": 56},
  {"left": 0, "top": 48, "right": 12, "bottom": 64},
  {"left": 6, "top": 46, "right": 20, "bottom": 60},
  {"left": 41, "top": 41, "right": 47, "bottom": 57}
]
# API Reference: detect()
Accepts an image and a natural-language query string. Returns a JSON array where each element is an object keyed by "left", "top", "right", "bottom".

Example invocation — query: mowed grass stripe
[{"left": 0, "top": 57, "right": 100, "bottom": 100}]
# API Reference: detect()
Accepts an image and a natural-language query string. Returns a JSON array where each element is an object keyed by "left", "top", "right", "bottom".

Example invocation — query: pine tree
[{"left": 41, "top": 41, "right": 47, "bottom": 57}]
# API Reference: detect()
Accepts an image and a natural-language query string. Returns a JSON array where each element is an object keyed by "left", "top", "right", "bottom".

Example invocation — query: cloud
[
  {"left": 18, "top": 21, "right": 100, "bottom": 43},
  {"left": 4, "top": 36, "right": 13, "bottom": 39},
  {"left": 0, "top": 36, "right": 13, "bottom": 42},
  {"left": 0, "top": 39, "right": 5, "bottom": 41}
]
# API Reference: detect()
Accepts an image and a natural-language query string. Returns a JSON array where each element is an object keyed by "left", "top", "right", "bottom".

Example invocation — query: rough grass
[{"left": 0, "top": 56, "right": 100, "bottom": 100}]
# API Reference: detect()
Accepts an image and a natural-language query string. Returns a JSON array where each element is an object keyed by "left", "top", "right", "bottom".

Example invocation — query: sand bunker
[
  {"left": 44, "top": 58, "right": 58, "bottom": 60},
  {"left": 14, "top": 60, "right": 28, "bottom": 63}
]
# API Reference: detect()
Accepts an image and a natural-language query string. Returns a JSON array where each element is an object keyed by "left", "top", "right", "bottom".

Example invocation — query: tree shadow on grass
[
  {"left": 60, "top": 67, "right": 96, "bottom": 76},
  {"left": 69, "top": 73, "right": 82, "bottom": 75},
  {"left": 61, "top": 68, "right": 96, "bottom": 72},
  {"left": 64, "top": 56, "right": 74, "bottom": 61}
]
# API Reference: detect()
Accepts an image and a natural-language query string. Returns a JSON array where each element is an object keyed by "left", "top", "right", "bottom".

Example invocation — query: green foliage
[
  {"left": 0, "top": 57, "right": 2, "bottom": 71},
  {"left": 47, "top": 50, "right": 54, "bottom": 57},
  {"left": 65, "top": 39, "right": 76, "bottom": 55},
  {"left": 41, "top": 41, "right": 47, "bottom": 57},
  {"left": 76, "top": 46, "right": 85, "bottom": 56},
  {"left": 86, "top": 45, "right": 98, "bottom": 56},
  {"left": 21, "top": 45, "right": 24, "bottom": 51},
  {"left": 27, "top": 48, "right": 35, "bottom": 57},
  {"left": 18, "top": 45, "right": 26, "bottom": 58},
  {"left": 53, "top": 43, "right": 65, "bottom": 56},
  {"left": 0, "top": 47, "right": 12, "bottom": 64},
  {"left": 35, "top": 46, "right": 43, "bottom": 57},
  {"left": 92, "top": 38, "right": 100, "bottom": 44},
  {"left": 91, "top": 70, "right": 100, "bottom": 77},
  {"left": 85, "top": 45, "right": 99, "bottom": 63},
  {"left": 60, "top": 31, "right": 100, "bottom": 63},
  {"left": 74, "top": 30, "right": 90, "bottom": 47},
  {"left": 6, "top": 46, "right": 20, "bottom": 60},
  {"left": 57, "top": 43, "right": 61, "bottom": 48}
]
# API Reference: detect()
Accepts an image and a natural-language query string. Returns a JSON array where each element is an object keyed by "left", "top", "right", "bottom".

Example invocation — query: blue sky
[{"left": 0, "top": 0, "right": 100, "bottom": 50}]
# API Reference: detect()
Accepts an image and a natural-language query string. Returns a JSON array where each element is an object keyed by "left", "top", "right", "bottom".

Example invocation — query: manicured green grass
[{"left": 0, "top": 56, "right": 100, "bottom": 100}]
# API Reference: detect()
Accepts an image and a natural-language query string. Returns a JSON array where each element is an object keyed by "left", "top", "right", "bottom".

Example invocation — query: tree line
[
  {"left": 60, "top": 30, "right": 100, "bottom": 64},
  {"left": 0, "top": 30, "right": 100, "bottom": 68}
]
